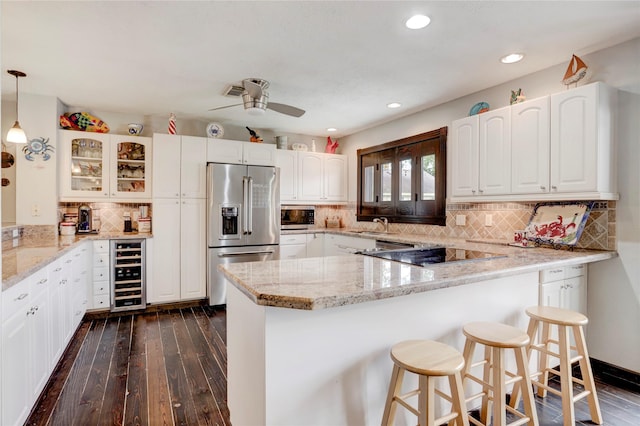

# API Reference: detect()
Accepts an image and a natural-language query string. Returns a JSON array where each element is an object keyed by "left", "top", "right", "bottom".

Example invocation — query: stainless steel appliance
[
  {"left": 359, "top": 247, "right": 506, "bottom": 267},
  {"left": 207, "top": 163, "right": 280, "bottom": 305},
  {"left": 110, "top": 239, "right": 146, "bottom": 312},
  {"left": 281, "top": 205, "right": 315, "bottom": 230}
]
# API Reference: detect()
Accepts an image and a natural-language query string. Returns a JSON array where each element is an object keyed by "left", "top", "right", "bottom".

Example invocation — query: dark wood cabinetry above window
[{"left": 357, "top": 127, "right": 447, "bottom": 225}]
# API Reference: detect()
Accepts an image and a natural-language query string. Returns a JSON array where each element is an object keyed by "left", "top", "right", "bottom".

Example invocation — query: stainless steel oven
[{"left": 281, "top": 205, "right": 315, "bottom": 230}]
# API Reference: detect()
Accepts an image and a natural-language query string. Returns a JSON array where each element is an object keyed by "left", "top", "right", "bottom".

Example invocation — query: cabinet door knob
[
  {"left": 540, "top": 186, "right": 546, "bottom": 190},
  {"left": 551, "top": 185, "right": 558, "bottom": 190},
  {"left": 478, "top": 189, "right": 484, "bottom": 193},
  {"left": 471, "top": 189, "right": 476, "bottom": 194}
]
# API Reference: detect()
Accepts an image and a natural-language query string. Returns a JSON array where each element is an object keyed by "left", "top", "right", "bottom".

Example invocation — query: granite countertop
[
  {"left": 2, "top": 232, "right": 152, "bottom": 291},
  {"left": 221, "top": 232, "right": 616, "bottom": 310}
]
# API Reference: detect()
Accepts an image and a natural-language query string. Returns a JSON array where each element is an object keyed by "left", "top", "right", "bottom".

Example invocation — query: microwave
[{"left": 281, "top": 206, "right": 315, "bottom": 230}]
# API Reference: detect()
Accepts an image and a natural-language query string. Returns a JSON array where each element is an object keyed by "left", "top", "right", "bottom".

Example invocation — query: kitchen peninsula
[{"left": 220, "top": 235, "right": 615, "bottom": 425}]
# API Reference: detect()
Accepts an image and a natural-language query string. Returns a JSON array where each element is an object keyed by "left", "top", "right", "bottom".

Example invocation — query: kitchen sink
[{"left": 350, "top": 230, "right": 398, "bottom": 236}]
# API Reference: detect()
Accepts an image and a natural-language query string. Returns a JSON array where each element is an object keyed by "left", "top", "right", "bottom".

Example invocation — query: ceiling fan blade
[
  {"left": 208, "top": 103, "right": 242, "bottom": 111},
  {"left": 243, "top": 80, "right": 264, "bottom": 99},
  {"left": 267, "top": 102, "right": 306, "bottom": 117}
]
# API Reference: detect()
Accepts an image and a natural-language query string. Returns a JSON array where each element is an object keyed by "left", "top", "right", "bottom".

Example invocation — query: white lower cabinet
[
  {"left": 280, "top": 234, "right": 309, "bottom": 259},
  {"left": 305, "top": 233, "right": 325, "bottom": 257},
  {"left": 90, "top": 240, "right": 111, "bottom": 311},
  {"left": 150, "top": 198, "right": 206, "bottom": 303},
  {"left": 539, "top": 264, "right": 587, "bottom": 314},
  {"left": 1, "top": 242, "right": 90, "bottom": 426}
]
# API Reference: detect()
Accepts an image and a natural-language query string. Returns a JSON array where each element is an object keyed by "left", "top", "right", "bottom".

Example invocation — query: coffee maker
[{"left": 78, "top": 205, "right": 92, "bottom": 233}]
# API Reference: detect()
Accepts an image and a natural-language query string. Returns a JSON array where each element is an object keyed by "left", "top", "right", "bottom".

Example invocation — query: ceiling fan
[{"left": 209, "top": 78, "right": 305, "bottom": 117}]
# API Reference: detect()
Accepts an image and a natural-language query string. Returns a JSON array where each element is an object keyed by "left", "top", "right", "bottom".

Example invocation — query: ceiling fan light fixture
[
  {"left": 7, "top": 69, "right": 27, "bottom": 144},
  {"left": 406, "top": 14, "right": 431, "bottom": 30},
  {"left": 246, "top": 107, "right": 266, "bottom": 116},
  {"left": 500, "top": 53, "right": 524, "bottom": 64}
]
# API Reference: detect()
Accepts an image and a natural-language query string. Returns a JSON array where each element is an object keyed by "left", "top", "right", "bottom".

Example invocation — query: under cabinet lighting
[
  {"left": 327, "top": 128, "right": 337, "bottom": 132},
  {"left": 387, "top": 102, "right": 402, "bottom": 109}
]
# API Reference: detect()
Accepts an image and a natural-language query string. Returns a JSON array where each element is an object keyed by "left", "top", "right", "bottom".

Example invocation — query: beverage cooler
[{"left": 110, "top": 239, "right": 146, "bottom": 312}]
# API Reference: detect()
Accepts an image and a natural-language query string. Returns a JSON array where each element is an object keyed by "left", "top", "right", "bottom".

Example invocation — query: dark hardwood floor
[{"left": 27, "top": 307, "right": 639, "bottom": 425}]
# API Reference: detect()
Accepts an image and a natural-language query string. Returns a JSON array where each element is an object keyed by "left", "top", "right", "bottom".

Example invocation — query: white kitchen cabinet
[
  {"left": 48, "top": 258, "right": 67, "bottom": 365},
  {"left": 152, "top": 134, "right": 207, "bottom": 303},
  {"left": 148, "top": 199, "right": 181, "bottom": 303},
  {"left": 511, "top": 96, "right": 551, "bottom": 194},
  {"left": 478, "top": 106, "right": 511, "bottom": 195},
  {"left": 450, "top": 107, "right": 511, "bottom": 197},
  {"left": 539, "top": 264, "right": 587, "bottom": 314},
  {"left": 550, "top": 82, "right": 617, "bottom": 196},
  {"left": 450, "top": 82, "right": 617, "bottom": 202},
  {"left": 324, "top": 234, "right": 375, "bottom": 256},
  {"left": 207, "top": 138, "right": 276, "bottom": 166},
  {"left": 280, "top": 234, "right": 308, "bottom": 259},
  {"left": 90, "top": 240, "right": 110, "bottom": 311},
  {"left": 70, "top": 244, "right": 90, "bottom": 331},
  {"left": 280, "top": 151, "right": 347, "bottom": 204},
  {"left": 275, "top": 150, "right": 298, "bottom": 201},
  {"left": 180, "top": 198, "right": 207, "bottom": 299},
  {"left": 59, "top": 130, "right": 152, "bottom": 201},
  {"left": 306, "top": 233, "right": 325, "bottom": 258},
  {"left": 152, "top": 134, "right": 207, "bottom": 198},
  {"left": 449, "top": 115, "right": 479, "bottom": 197}
]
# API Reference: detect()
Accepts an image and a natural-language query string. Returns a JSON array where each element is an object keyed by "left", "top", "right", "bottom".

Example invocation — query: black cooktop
[{"left": 360, "top": 247, "right": 506, "bottom": 267}]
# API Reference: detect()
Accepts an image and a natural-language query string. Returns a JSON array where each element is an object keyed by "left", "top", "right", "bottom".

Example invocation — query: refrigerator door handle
[
  {"left": 217, "top": 250, "right": 275, "bottom": 257},
  {"left": 247, "top": 177, "right": 253, "bottom": 235},
  {"left": 242, "top": 176, "right": 249, "bottom": 235}
]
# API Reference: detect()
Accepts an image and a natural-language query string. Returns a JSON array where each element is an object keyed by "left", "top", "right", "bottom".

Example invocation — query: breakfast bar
[{"left": 220, "top": 240, "right": 615, "bottom": 425}]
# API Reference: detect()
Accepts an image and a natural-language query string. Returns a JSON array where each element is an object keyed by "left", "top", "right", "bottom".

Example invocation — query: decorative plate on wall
[
  {"left": 206, "top": 122, "right": 224, "bottom": 138},
  {"left": 524, "top": 201, "right": 594, "bottom": 247}
]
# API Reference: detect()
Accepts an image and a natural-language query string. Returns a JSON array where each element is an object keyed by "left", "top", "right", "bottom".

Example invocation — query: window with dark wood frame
[{"left": 357, "top": 127, "right": 447, "bottom": 225}]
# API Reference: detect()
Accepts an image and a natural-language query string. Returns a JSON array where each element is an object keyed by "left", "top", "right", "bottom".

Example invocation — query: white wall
[
  {"left": 15, "top": 93, "right": 59, "bottom": 225},
  {"left": 341, "top": 37, "right": 640, "bottom": 372},
  {"left": 1, "top": 99, "right": 17, "bottom": 223}
]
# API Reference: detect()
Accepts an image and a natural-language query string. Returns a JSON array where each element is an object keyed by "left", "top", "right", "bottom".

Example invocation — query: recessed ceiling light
[
  {"left": 387, "top": 102, "right": 402, "bottom": 109},
  {"left": 500, "top": 53, "right": 524, "bottom": 64},
  {"left": 406, "top": 14, "right": 431, "bottom": 30},
  {"left": 327, "top": 128, "right": 337, "bottom": 132}
]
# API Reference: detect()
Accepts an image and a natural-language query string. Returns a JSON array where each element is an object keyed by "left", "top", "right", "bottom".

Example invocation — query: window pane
[
  {"left": 421, "top": 154, "right": 435, "bottom": 200},
  {"left": 363, "top": 165, "right": 374, "bottom": 202},
  {"left": 381, "top": 162, "right": 392, "bottom": 201},
  {"left": 399, "top": 159, "right": 412, "bottom": 201}
]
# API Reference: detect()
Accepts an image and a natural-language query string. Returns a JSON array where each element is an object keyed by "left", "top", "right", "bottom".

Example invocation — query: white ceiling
[{"left": 2, "top": 1, "right": 639, "bottom": 138}]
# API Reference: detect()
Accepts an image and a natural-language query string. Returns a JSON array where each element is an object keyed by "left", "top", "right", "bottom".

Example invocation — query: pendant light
[{"left": 6, "top": 70, "right": 27, "bottom": 144}]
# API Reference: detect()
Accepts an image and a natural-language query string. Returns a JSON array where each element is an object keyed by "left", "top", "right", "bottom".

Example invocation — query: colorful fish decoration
[{"left": 59, "top": 112, "right": 110, "bottom": 133}]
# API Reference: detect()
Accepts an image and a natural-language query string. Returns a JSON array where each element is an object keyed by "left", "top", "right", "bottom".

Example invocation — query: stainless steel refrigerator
[{"left": 207, "top": 162, "right": 280, "bottom": 305}]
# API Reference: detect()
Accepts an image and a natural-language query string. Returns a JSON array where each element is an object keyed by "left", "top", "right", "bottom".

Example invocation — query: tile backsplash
[
  {"left": 58, "top": 202, "right": 152, "bottom": 233},
  {"left": 315, "top": 201, "right": 616, "bottom": 250}
]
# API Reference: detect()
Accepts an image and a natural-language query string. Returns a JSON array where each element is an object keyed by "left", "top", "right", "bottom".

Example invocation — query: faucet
[{"left": 373, "top": 217, "right": 389, "bottom": 233}]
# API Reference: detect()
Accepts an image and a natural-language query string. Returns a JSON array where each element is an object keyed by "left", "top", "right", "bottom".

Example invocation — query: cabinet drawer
[
  {"left": 539, "top": 267, "right": 565, "bottom": 283},
  {"left": 93, "top": 253, "right": 109, "bottom": 267},
  {"left": 565, "top": 264, "right": 585, "bottom": 279},
  {"left": 93, "top": 281, "right": 109, "bottom": 295},
  {"left": 93, "top": 240, "right": 110, "bottom": 253},
  {"left": 92, "top": 294, "right": 110, "bottom": 310},
  {"left": 2, "top": 279, "right": 30, "bottom": 321},
  {"left": 29, "top": 267, "right": 50, "bottom": 297},
  {"left": 93, "top": 266, "right": 110, "bottom": 281},
  {"left": 281, "top": 234, "right": 308, "bottom": 245}
]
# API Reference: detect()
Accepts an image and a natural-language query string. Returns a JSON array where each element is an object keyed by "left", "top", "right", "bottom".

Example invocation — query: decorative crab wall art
[{"left": 22, "top": 137, "right": 54, "bottom": 161}]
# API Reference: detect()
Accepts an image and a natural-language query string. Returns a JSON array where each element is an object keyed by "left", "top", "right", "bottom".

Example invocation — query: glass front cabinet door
[
  {"left": 60, "top": 131, "right": 111, "bottom": 199},
  {"left": 109, "top": 136, "right": 152, "bottom": 199},
  {"left": 59, "top": 131, "right": 152, "bottom": 201}
]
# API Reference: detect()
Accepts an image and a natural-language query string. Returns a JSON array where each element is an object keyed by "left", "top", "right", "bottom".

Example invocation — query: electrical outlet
[
  {"left": 12, "top": 229, "right": 18, "bottom": 238},
  {"left": 32, "top": 204, "right": 40, "bottom": 216},
  {"left": 455, "top": 214, "right": 466, "bottom": 226},
  {"left": 485, "top": 214, "right": 493, "bottom": 227}
]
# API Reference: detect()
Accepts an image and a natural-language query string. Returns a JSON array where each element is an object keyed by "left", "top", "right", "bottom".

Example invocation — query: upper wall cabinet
[
  {"left": 449, "top": 82, "right": 618, "bottom": 202},
  {"left": 207, "top": 138, "right": 276, "bottom": 166},
  {"left": 153, "top": 134, "right": 208, "bottom": 199},
  {"left": 59, "top": 130, "right": 152, "bottom": 202},
  {"left": 276, "top": 151, "right": 348, "bottom": 204}
]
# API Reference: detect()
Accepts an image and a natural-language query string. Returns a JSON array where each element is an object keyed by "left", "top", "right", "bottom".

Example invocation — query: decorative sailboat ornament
[{"left": 562, "top": 54, "right": 588, "bottom": 87}]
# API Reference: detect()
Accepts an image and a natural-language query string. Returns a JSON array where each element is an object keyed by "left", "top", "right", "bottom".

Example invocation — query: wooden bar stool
[
  {"left": 381, "top": 340, "right": 470, "bottom": 426},
  {"left": 511, "top": 306, "right": 602, "bottom": 426},
  {"left": 461, "top": 322, "right": 538, "bottom": 426}
]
